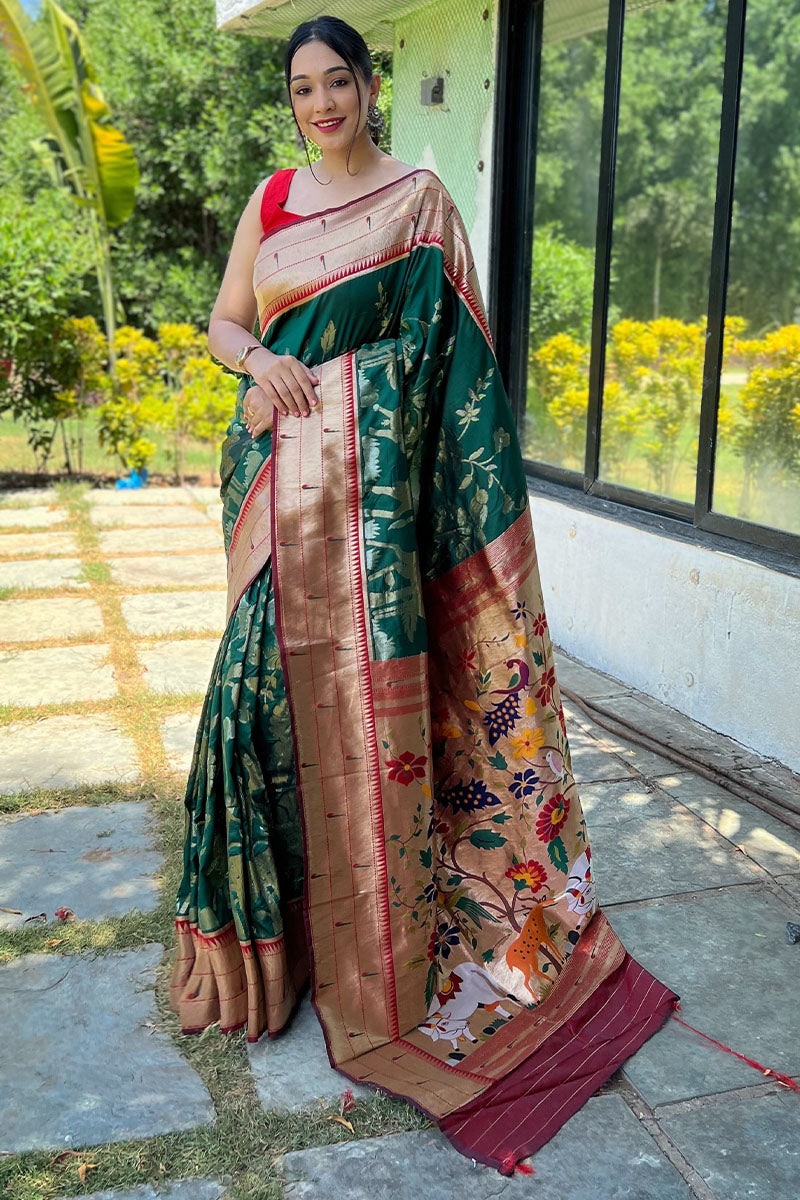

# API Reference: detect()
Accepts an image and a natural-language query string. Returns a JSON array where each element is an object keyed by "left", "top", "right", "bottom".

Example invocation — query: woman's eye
[{"left": 296, "top": 78, "right": 349, "bottom": 95}]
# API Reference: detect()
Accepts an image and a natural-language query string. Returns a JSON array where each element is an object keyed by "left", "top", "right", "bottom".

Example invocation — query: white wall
[{"left": 529, "top": 493, "right": 800, "bottom": 771}]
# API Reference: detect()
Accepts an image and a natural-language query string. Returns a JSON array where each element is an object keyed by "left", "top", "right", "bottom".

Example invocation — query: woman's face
[{"left": 289, "top": 38, "right": 377, "bottom": 149}]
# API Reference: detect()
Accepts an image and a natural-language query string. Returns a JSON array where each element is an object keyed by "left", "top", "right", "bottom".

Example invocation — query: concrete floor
[{"left": 1, "top": 485, "right": 798, "bottom": 1199}]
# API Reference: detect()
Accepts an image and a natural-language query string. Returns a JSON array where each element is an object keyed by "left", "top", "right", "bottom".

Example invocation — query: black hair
[{"left": 284, "top": 16, "right": 378, "bottom": 182}]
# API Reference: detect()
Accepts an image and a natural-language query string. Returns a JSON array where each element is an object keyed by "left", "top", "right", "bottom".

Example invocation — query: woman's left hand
[{"left": 243, "top": 383, "right": 274, "bottom": 438}]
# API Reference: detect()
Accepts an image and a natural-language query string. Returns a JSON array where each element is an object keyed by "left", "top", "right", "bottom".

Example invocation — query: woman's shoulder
[{"left": 254, "top": 168, "right": 294, "bottom": 201}]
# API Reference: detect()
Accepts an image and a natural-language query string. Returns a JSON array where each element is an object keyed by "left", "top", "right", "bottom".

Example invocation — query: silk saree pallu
[{"left": 171, "top": 169, "right": 678, "bottom": 1172}]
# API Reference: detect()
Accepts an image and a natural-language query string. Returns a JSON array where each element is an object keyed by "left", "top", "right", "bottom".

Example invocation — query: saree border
[
  {"left": 265, "top": 340, "right": 674, "bottom": 1130},
  {"left": 226, "top": 457, "right": 272, "bottom": 623},
  {"left": 270, "top": 350, "right": 400, "bottom": 1068},
  {"left": 253, "top": 172, "right": 492, "bottom": 349}
]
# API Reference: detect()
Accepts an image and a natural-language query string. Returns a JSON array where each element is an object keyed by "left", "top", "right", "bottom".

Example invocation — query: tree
[
  {"left": 0, "top": 0, "right": 139, "bottom": 364},
  {"left": 730, "top": 325, "right": 800, "bottom": 514},
  {"left": 0, "top": 182, "right": 94, "bottom": 469},
  {"left": 58, "top": 0, "right": 302, "bottom": 331},
  {"left": 97, "top": 325, "right": 158, "bottom": 472},
  {"left": 55, "top": 315, "right": 110, "bottom": 474},
  {"left": 529, "top": 225, "right": 595, "bottom": 350}
]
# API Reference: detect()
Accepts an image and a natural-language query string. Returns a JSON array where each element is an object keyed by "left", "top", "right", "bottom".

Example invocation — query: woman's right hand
[{"left": 249, "top": 347, "right": 320, "bottom": 419}]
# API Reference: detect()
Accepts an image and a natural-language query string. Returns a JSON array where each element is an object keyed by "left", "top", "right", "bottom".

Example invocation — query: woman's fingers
[
  {"left": 274, "top": 375, "right": 303, "bottom": 418},
  {"left": 250, "top": 356, "right": 320, "bottom": 420},
  {"left": 290, "top": 362, "right": 319, "bottom": 415}
]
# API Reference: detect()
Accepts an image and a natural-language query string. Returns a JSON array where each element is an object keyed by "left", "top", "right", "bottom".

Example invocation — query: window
[
  {"left": 712, "top": 3, "right": 800, "bottom": 537},
  {"left": 495, "top": 0, "right": 799, "bottom": 559},
  {"left": 523, "top": 2, "right": 606, "bottom": 470}
]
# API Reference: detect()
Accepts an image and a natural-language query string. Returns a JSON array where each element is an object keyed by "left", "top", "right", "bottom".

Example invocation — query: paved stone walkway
[{"left": 0, "top": 484, "right": 798, "bottom": 1199}]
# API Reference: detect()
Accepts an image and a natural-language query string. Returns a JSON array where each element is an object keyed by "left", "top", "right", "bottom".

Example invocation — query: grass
[
  {"left": 0, "top": 412, "right": 218, "bottom": 486},
  {"left": 0, "top": 1077, "right": 429, "bottom": 1200},
  {"left": 0, "top": 479, "right": 431, "bottom": 1198},
  {"left": 523, "top": 379, "right": 800, "bottom": 534},
  {"left": 0, "top": 772, "right": 430, "bottom": 1199}
]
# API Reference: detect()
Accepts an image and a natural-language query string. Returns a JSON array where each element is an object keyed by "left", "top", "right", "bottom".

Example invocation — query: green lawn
[
  {"left": 0, "top": 410, "right": 221, "bottom": 486},
  {"left": 522, "top": 380, "right": 800, "bottom": 535}
]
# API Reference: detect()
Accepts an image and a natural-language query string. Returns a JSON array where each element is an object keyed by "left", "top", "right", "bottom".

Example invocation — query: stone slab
[
  {"left": 0, "top": 945, "right": 214, "bottom": 1152},
  {"left": 588, "top": 693, "right": 768, "bottom": 772},
  {"left": 654, "top": 772, "right": 800, "bottom": 876},
  {"left": 776, "top": 872, "right": 800, "bottom": 907},
  {"left": 55, "top": 1183, "right": 225, "bottom": 1200},
  {"left": 611, "top": 887, "right": 800, "bottom": 1106},
  {"left": 0, "top": 506, "right": 65, "bottom": 528},
  {"left": 735, "top": 759, "right": 800, "bottom": 809},
  {"left": 206, "top": 504, "right": 222, "bottom": 523},
  {"left": 0, "top": 643, "right": 116, "bottom": 706},
  {"left": 659, "top": 1093, "right": 800, "bottom": 1200},
  {"left": 122, "top": 592, "right": 227, "bottom": 636},
  {"left": 0, "top": 801, "right": 162, "bottom": 928},
  {"left": 0, "top": 596, "right": 103, "bottom": 644},
  {"left": 562, "top": 703, "right": 683, "bottom": 779},
  {"left": 0, "top": 531, "right": 79, "bottom": 558},
  {"left": 566, "top": 723, "right": 639, "bottom": 784},
  {"left": 0, "top": 557, "right": 87, "bottom": 590},
  {"left": 108, "top": 554, "right": 227, "bottom": 589},
  {"left": 138, "top": 639, "right": 218, "bottom": 695},
  {"left": 161, "top": 711, "right": 201, "bottom": 775},
  {"left": 89, "top": 504, "right": 210, "bottom": 528},
  {"left": 0, "top": 488, "right": 58, "bottom": 505},
  {"left": 0, "top": 714, "right": 140, "bottom": 794},
  {"left": 579, "top": 779, "right": 758, "bottom": 906},
  {"left": 280, "top": 1095, "right": 690, "bottom": 1198},
  {"left": 249, "top": 992, "right": 373, "bottom": 1111},
  {"left": 85, "top": 487, "right": 192, "bottom": 505},
  {"left": 552, "top": 649, "right": 631, "bottom": 701},
  {"left": 187, "top": 486, "right": 223, "bottom": 504},
  {"left": 98, "top": 526, "right": 223, "bottom": 555}
]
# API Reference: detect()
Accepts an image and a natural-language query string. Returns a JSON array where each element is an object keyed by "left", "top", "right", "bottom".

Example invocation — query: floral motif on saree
[{"left": 171, "top": 168, "right": 678, "bottom": 1173}]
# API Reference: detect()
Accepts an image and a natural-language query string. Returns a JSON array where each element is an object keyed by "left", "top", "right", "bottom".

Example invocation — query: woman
[{"left": 170, "top": 14, "right": 677, "bottom": 1174}]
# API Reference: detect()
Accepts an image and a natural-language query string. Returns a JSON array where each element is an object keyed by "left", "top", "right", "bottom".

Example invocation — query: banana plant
[{"left": 0, "top": 0, "right": 139, "bottom": 372}]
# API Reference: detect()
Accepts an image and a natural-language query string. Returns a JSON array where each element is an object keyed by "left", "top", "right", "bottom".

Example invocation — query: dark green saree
[{"left": 171, "top": 168, "right": 676, "bottom": 1173}]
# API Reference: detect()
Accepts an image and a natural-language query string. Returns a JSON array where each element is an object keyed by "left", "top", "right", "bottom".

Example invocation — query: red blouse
[{"left": 260, "top": 168, "right": 301, "bottom": 236}]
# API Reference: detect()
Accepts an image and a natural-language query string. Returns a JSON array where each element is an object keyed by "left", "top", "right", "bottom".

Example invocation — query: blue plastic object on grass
[{"left": 115, "top": 468, "right": 149, "bottom": 490}]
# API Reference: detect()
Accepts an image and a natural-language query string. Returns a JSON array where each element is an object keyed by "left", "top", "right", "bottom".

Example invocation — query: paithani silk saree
[{"left": 171, "top": 168, "right": 677, "bottom": 1172}]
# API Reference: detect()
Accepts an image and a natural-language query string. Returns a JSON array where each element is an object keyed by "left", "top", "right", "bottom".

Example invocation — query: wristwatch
[{"left": 234, "top": 344, "right": 260, "bottom": 372}]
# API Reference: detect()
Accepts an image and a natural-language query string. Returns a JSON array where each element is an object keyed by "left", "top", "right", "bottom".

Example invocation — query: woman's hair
[{"left": 284, "top": 16, "right": 378, "bottom": 180}]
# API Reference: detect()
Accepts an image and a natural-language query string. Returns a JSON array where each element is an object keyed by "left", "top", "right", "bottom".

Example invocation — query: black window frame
[{"left": 489, "top": 0, "right": 800, "bottom": 566}]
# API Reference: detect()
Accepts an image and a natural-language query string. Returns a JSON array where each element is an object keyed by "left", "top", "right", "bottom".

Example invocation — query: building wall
[
  {"left": 219, "top": 0, "right": 798, "bottom": 768},
  {"left": 389, "top": 1, "right": 798, "bottom": 770},
  {"left": 529, "top": 494, "right": 800, "bottom": 772},
  {"left": 391, "top": 0, "right": 497, "bottom": 296}
]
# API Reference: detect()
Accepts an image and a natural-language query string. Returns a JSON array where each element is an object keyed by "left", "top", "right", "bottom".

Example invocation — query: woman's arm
[{"left": 208, "top": 178, "right": 319, "bottom": 427}]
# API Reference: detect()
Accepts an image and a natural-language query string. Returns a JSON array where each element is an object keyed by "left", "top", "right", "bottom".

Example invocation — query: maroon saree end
[{"left": 439, "top": 953, "right": 678, "bottom": 1173}]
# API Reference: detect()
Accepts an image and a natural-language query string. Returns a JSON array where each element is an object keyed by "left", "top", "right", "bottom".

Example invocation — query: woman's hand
[
  {"left": 249, "top": 348, "right": 320, "bottom": 420},
  {"left": 243, "top": 384, "right": 275, "bottom": 439}
]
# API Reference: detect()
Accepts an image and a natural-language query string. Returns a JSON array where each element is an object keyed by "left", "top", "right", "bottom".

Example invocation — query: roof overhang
[{"left": 216, "top": 0, "right": 441, "bottom": 51}]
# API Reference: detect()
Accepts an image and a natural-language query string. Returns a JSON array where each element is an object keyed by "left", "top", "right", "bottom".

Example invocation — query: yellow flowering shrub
[{"left": 729, "top": 324, "right": 800, "bottom": 500}]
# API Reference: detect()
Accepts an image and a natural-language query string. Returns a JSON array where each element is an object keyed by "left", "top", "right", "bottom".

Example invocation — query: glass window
[
  {"left": 712, "top": 0, "right": 800, "bottom": 536},
  {"left": 523, "top": 0, "right": 607, "bottom": 470},
  {"left": 598, "top": 0, "right": 728, "bottom": 502}
]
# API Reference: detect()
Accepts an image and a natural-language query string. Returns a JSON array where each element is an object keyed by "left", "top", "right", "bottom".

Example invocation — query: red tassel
[
  {"left": 498, "top": 1151, "right": 535, "bottom": 1176},
  {"left": 671, "top": 1000, "right": 800, "bottom": 1093}
]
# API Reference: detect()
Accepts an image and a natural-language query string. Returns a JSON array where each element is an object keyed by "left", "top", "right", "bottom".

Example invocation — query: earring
[{"left": 366, "top": 102, "right": 385, "bottom": 142}]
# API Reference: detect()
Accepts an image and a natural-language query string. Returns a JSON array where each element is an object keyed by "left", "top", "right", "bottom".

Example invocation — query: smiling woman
[{"left": 168, "top": 13, "right": 678, "bottom": 1176}]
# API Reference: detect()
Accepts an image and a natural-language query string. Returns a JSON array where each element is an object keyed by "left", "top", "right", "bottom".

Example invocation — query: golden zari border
[{"left": 226, "top": 459, "right": 272, "bottom": 623}]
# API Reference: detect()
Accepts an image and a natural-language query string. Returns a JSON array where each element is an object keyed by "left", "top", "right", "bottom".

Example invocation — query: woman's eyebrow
[{"left": 290, "top": 65, "right": 352, "bottom": 83}]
